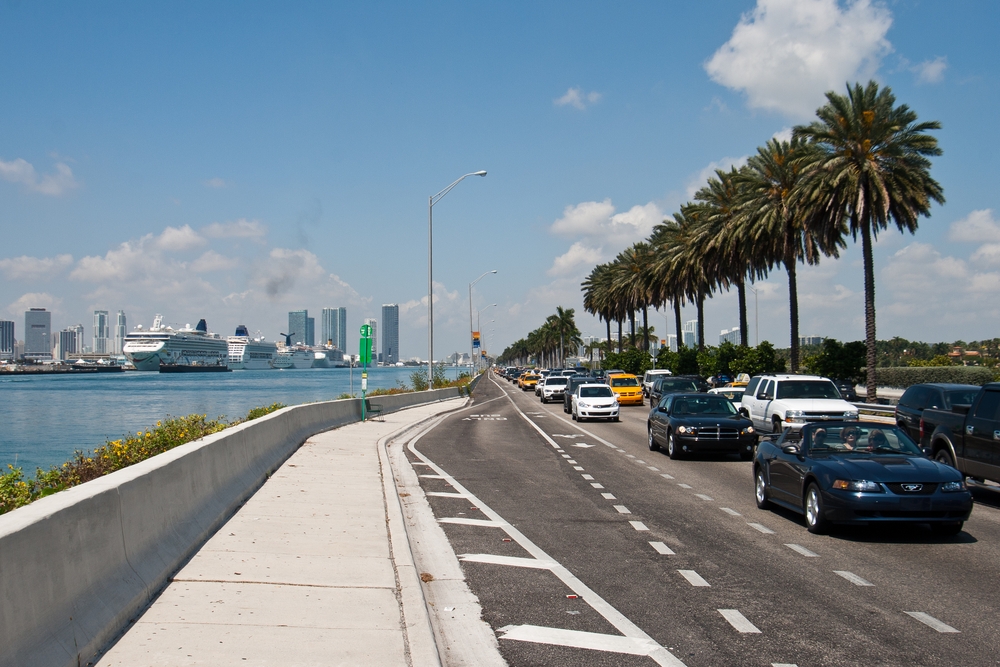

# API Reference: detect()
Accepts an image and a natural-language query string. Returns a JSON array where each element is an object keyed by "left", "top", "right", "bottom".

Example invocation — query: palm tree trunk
[
  {"left": 696, "top": 294, "right": 705, "bottom": 350},
  {"left": 629, "top": 311, "right": 637, "bottom": 348},
  {"left": 642, "top": 306, "right": 649, "bottom": 351},
  {"left": 617, "top": 319, "right": 623, "bottom": 352},
  {"left": 674, "top": 299, "right": 683, "bottom": 349},
  {"left": 787, "top": 259, "right": 800, "bottom": 373},
  {"left": 861, "top": 218, "right": 877, "bottom": 402},
  {"left": 605, "top": 317, "right": 612, "bottom": 354},
  {"left": 737, "top": 278, "right": 748, "bottom": 347}
]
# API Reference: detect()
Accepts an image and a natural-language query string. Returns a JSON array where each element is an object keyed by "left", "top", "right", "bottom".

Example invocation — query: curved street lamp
[
  {"left": 428, "top": 171, "right": 486, "bottom": 387},
  {"left": 469, "top": 270, "right": 497, "bottom": 375},
  {"left": 476, "top": 304, "right": 497, "bottom": 372}
]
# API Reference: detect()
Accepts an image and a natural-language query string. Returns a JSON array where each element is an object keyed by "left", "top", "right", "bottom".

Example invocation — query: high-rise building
[
  {"left": 71, "top": 324, "right": 84, "bottom": 355},
  {"left": 381, "top": 304, "right": 399, "bottom": 365},
  {"left": 0, "top": 320, "right": 14, "bottom": 360},
  {"left": 682, "top": 319, "right": 698, "bottom": 348},
  {"left": 720, "top": 327, "right": 740, "bottom": 345},
  {"left": 321, "top": 308, "right": 337, "bottom": 347},
  {"left": 363, "top": 318, "right": 377, "bottom": 361},
  {"left": 93, "top": 310, "right": 110, "bottom": 354},
  {"left": 335, "top": 307, "right": 347, "bottom": 350},
  {"left": 24, "top": 308, "right": 52, "bottom": 360},
  {"left": 59, "top": 328, "right": 80, "bottom": 360},
  {"left": 114, "top": 310, "right": 127, "bottom": 354},
  {"left": 799, "top": 335, "right": 824, "bottom": 347},
  {"left": 306, "top": 316, "right": 315, "bottom": 346},
  {"left": 287, "top": 310, "right": 308, "bottom": 346}
]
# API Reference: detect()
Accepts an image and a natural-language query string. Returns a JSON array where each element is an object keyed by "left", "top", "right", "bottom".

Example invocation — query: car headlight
[
  {"left": 832, "top": 479, "right": 883, "bottom": 493},
  {"left": 844, "top": 411, "right": 859, "bottom": 420},
  {"left": 784, "top": 410, "right": 807, "bottom": 423},
  {"left": 742, "top": 426, "right": 755, "bottom": 435},
  {"left": 941, "top": 480, "right": 966, "bottom": 493},
  {"left": 676, "top": 425, "right": 697, "bottom": 435},
  {"left": 578, "top": 401, "right": 590, "bottom": 408}
]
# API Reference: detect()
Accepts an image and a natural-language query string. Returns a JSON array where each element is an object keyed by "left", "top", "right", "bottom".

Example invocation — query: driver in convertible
[{"left": 866, "top": 429, "right": 889, "bottom": 451}]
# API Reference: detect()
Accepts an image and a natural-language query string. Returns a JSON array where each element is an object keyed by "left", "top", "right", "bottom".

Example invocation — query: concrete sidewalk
[{"left": 96, "top": 398, "right": 467, "bottom": 667}]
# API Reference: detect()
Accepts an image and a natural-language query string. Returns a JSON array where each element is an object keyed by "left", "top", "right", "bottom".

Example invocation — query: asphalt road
[{"left": 406, "top": 372, "right": 1000, "bottom": 666}]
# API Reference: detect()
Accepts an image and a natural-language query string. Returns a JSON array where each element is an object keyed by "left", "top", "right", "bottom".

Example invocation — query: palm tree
[
  {"left": 582, "top": 264, "right": 616, "bottom": 355},
  {"left": 610, "top": 243, "right": 654, "bottom": 351},
  {"left": 735, "top": 137, "right": 843, "bottom": 371},
  {"left": 648, "top": 221, "right": 689, "bottom": 349},
  {"left": 795, "top": 81, "right": 944, "bottom": 401},
  {"left": 547, "top": 306, "right": 580, "bottom": 367}
]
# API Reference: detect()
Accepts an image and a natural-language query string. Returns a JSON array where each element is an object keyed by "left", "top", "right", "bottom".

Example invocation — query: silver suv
[{"left": 740, "top": 374, "right": 859, "bottom": 434}]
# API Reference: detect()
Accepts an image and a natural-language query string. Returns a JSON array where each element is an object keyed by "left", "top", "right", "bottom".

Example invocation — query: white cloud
[
  {"left": 203, "top": 177, "right": 229, "bottom": 188},
  {"left": 0, "top": 156, "right": 80, "bottom": 196},
  {"left": 971, "top": 244, "right": 1000, "bottom": 267},
  {"left": 948, "top": 209, "right": 1000, "bottom": 242},
  {"left": 548, "top": 242, "right": 604, "bottom": 277},
  {"left": 685, "top": 155, "right": 749, "bottom": 198},
  {"left": 190, "top": 250, "right": 239, "bottom": 273},
  {"left": 71, "top": 239, "right": 152, "bottom": 282},
  {"left": 705, "top": 0, "right": 893, "bottom": 119},
  {"left": 0, "top": 254, "right": 73, "bottom": 281},
  {"left": 914, "top": 56, "right": 947, "bottom": 84},
  {"left": 881, "top": 243, "right": 1000, "bottom": 320},
  {"left": 202, "top": 218, "right": 267, "bottom": 240},
  {"left": 551, "top": 199, "right": 617, "bottom": 237},
  {"left": 550, "top": 199, "right": 661, "bottom": 245},
  {"left": 155, "top": 225, "right": 207, "bottom": 252},
  {"left": 555, "top": 87, "right": 602, "bottom": 110},
  {"left": 7, "top": 292, "right": 61, "bottom": 318}
]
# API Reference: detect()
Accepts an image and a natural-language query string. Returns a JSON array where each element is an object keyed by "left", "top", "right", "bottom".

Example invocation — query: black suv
[
  {"left": 563, "top": 375, "right": 596, "bottom": 413},
  {"left": 895, "top": 383, "right": 981, "bottom": 442},
  {"left": 649, "top": 375, "right": 709, "bottom": 405}
]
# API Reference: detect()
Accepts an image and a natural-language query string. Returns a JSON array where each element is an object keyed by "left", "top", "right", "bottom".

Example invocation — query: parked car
[
  {"left": 608, "top": 373, "right": 644, "bottom": 406},
  {"left": 647, "top": 392, "right": 756, "bottom": 460},
  {"left": 740, "top": 374, "right": 859, "bottom": 435},
  {"left": 571, "top": 384, "right": 620, "bottom": 422},
  {"left": 564, "top": 375, "right": 595, "bottom": 413},
  {"left": 642, "top": 369, "right": 672, "bottom": 397},
  {"left": 753, "top": 422, "right": 972, "bottom": 535},
  {"left": 894, "top": 383, "right": 980, "bottom": 442},
  {"left": 540, "top": 375, "right": 570, "bottom": 403},
  {"left": 649, "top": 375, "right": 708, "bottom": 405},
  {"left": 920, "top": 382, "right": 1000, "bottom": 485}
]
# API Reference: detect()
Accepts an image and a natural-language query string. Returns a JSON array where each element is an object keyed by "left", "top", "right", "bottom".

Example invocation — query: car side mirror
[
  {"left": 757, "top": 392, "right": 770, "bottom": 400},
  {"left": 782, "top": 444, "right": 800, "bottom": 455}
]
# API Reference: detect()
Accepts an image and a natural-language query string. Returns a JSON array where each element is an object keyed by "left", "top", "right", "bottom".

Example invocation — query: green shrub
[
  {"left": 243, "top": 402, "right": 286, "bottom": 421},
  {"left": 875, "top": 366, "right": 998, "bottom": 389}
]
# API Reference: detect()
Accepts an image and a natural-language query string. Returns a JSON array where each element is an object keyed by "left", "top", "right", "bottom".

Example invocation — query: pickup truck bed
[{"left": 921, "top": 382, "right": 1000, "bottom": 485}]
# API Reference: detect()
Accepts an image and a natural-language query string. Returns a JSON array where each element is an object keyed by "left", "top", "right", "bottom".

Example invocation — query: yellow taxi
[
  {"left": 519, "top": 372, "right": 542, "bottom": 391},
  {"left": 607, "top": 373, "right": 644, "bottom": 405}
]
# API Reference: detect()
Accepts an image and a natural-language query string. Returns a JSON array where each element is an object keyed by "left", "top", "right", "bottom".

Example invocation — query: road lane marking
[
  {"left": 635, "top": 459, "right": 647, "bottom": 464},
  {"left": 426, "top": 492, "right": 470, "bottom": 498},
  {"left": 420, "top": 474, "right": 447, "bottom": 479},
  {"left": 694, "top": 494, "right": 714, "bottom": 501},
  {"left": 567, "top": 459, "right": 577, "bottom": 464},
  {"left": 561, "top": 454, "right": 572, "bottom": 458},
  {"left": 747, "top": 523, "right": 775, "bottom": 534},
  {"left": 439, "top": 517, "right": 506, "bottom": 527},
  {"left": 629, "top": 521, "right": 649, "bottom": 531},
  {"left": 677, "top": 570, "right": 710, "bottom": 587},
  {"left": 649, "top": 541, "right": 675, "bottom": 555},
  {"left": 572, "top": 443, "right": 596, "bottom": 448},
  {"left": 660, "top": 473, "right": 675, "bottom": 480},
  {"left": 498, "top": 625, "right": 664, "bottom": 657},
  {"left": 833, "top": 571, "right": 873, "bottom": 586},
  {"left": 459, "top": 554, "right": 557, "bottom": 569},
  {"left": 718, "top": 609, "right": 761, "bottom": 633},
  {"left": 601, "top": 493, "right": 617, "bottom": 500},
  {"left": 614, "top": 505, "right": 631, "bottom": 514},
  {"left": 573, "top": 466, "right": 585, "bottom": 471},
  {"left": 591, "top": 483, "right": 605, "bottom": 489},
  {"left": 411, "top": 462, "right": 432, "bottom": 466},
  {"left": 904, "top": 612, "right": 959, "bottom": 633},
  {"left": 785, "top": 544, "right": 819, "bottom": 557},
  {"left": 627, "top": 454, "right": 636, "bottom": 458},
  {"left": 720, "top": 508, "right": 741, "bottom": 516},
  {"left": 677, "top": 483, "right": 692, "bottom": 489},
  {"left": 647, "top": 466, "right": 660, "bottom": 471},
  {"left": 772, "top": 664, "right": 799, "bottom": 666},
  {"left": 582, "top": 474, "right": 595, "bottom": 480}
]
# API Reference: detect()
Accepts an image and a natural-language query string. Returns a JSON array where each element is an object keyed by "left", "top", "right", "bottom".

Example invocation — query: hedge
[{"left": 875, "top": 366, "right": 998, "bottom": 389}]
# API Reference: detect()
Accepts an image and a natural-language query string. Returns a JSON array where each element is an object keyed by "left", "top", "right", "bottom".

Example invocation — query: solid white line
[
  {"left": 582, "top": 474, "right": 595, "bottom": 480},
  {"left": 695, "top": 494, "right": 714, "bottom": 501},
  {"left": 785, "top": 544, "right": 819, "bottom": 557},
  {"left": 439, "top": 517, "right": 505, "bottom": 527},
  {"left": 833, "top": 570, "right": 874, "bottom": 586},
  {"left": 614, "top": 505, "right": 631, "bottom": 514},
  {"left": 420, "top": 474, "right": 447, "bottom": 479},
  {"left": 426, "top": 492, "right": 470, "bottom": 498},
  {"left": 591, "top": 483, "right": 605, "bottom": 489},
  {"left": 904, "top": 612, "right": 959, "bottom": 633},
  {"left": 411, "top": 462, "right": 432, "bottom": 466},
  {"left": 649, "top": 541, "right": 675, "bottom": 555},
  {"left": 629, "top": 521, "right": 649, "bottom": 531},
  {"left": 459, "top": 553, "right": 557, "bottom": 570},
  {"left": 660, "top": 473, "right": 675, "bottom": 480},
  {"left": 498, "top": 625, "right": 663, "bottom": 656},
  {"left": 677, "top": 483, "right": 692, "bottom": 489},
  {"left": 677, "top": 570, "right": 710, "bottom": 587},
  {"left": 720, "top": 507, "right": 741, "bottom": 516},
  {"left": 747, "top": 523, "right": 775, "bottom": 534},
  {"left": 602, "top": 493, "right": 617, "bottom": 500},
  {"left": 574, "top": 466, "right": 585, "bottom": 471},
  {"left": 718, "top": 609, "right": 761, "bottom": 633}
]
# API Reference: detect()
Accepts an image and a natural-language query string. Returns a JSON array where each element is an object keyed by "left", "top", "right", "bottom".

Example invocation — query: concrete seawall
[{"left": 0, "top": 387, "right": 465, "bottom": 667}]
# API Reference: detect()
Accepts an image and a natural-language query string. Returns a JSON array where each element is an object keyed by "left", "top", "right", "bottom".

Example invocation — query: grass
[{"left": 0, "top": 403, "right": 285, "bottom": 516}]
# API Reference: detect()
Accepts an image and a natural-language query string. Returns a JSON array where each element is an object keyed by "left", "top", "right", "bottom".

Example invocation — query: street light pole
[
  {"left": 477, "top": 304, "right": 497, "bottom": 372},
  {"left": 428, "top": 170, "right": 487, "bottom": 389},
  {"left": 469, "top": 270, "right": 497, "bottom": 376}
]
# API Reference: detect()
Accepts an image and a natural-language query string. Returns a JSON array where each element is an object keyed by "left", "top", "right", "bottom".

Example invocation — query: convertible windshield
[
  {"left": 776, "top": 380, "right": 842, "bottom": 400},
  {"left": 671, "top": 396, "right": 738, "bottom": 416},
  {"left": 611, "top": 377, "right": 640, "bottom": 387},
  {"left": 803, "top": 425, "right": 923, "bottom": 456},
  {"left": 580, "top": 386, "right": 614, "bottom": 398}
]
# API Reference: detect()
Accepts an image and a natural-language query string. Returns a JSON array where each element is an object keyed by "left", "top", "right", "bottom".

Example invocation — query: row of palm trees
[
  {"left": 498, "top": 306, "right": 583, "bottom": 368},
  {"left": 581, "top": 81, "right": 944, "bottom": 401}
]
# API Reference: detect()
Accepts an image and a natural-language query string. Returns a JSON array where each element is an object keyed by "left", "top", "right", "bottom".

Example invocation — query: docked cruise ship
[
  {"left": 271, "top": 345, "right": 314, "bottom": 369},
  {"left": 123, "top": 315, "right": 229, "bottom": 371},
  {"left": 227, "top": 325, "right": 278, "bottom": 370}
]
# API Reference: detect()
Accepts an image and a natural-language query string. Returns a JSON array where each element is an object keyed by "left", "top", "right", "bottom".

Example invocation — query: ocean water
[{"left": 0, "top": 366, "right": 464, "bottom": 472}]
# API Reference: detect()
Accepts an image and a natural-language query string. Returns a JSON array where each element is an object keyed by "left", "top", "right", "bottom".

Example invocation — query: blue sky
[{"left": 2, "top": 0, "right": 1000, "bottom": 360}]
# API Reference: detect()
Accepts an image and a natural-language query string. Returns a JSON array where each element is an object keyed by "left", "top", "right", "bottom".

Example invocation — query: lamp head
[
  {"left": 473, "top": 171, "right": 487, "bottom": 177},
  {"left": 490, "top": 269, "right": 497, "bottom": 274}
]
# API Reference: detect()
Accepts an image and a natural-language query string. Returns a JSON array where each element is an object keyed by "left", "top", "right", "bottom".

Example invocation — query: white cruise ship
[
  {"left": 271, "top": 345, "right": 314, "bottom": 369},
  {"left": 123, "top": 315, "right": 229, "bottom": 371},
  {"left": 228, "top": 325, "right": 278, "bottom": 370}
]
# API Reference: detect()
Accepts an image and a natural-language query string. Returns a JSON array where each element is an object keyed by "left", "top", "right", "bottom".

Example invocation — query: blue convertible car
[{"left": 753, "top": 422, "right": 972, "bottom": 535}]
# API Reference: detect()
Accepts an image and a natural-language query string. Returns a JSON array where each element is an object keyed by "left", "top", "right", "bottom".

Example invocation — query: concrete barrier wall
[{"left": 0, "top": 387, "right": 462, "bottom": 667}]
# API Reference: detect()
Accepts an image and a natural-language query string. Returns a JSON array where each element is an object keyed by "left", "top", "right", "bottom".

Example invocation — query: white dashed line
[
  {"left": 747, "top": 523, "right": 775, "bottom": 534},
  {"left": 649, "top": 541, "right": 675, "bottom": 555},
  {"left": 660, "top": 473, "right": 674, "bottom": 480},
  {"left": 677, "top": 483, "right": 692, "bottom": 489},
  {"left": 785, "top": 544, "right": 819, "bottom": 557},
  {"left": 678, "top": 570, "right": 710, "bottom": 587},
  {"left": 582, "top": 474, "right": 595, "bottom": 480},
  {"left": 629, "top": 521, "right": 649, "bottom": 531},
  {"left": 574, "top": 466, "right": 585, "bottom": 471},
  {"left": 626, "top": 454, "right": 636, "bottom": 459},
  {"left": 834, "top": 570, "right": 873, "bottom": 586},
  {"left": 635, "top": 459, "right": 647, "bottom": 464},
  {"left": 772, "top": 663, "right": 799, "bottom": 667},
  {"left": 567, "top": 459, "right": 577, "bottom": 464},
  {"left": 591, "top": 483, "right": 605, "bottom": 489},
  {"left": 647, "top": 466, "right": 660, "bottom": 471},
  {"left": 601, "top": 493, "right": 617, "bottom": 500},
  {"left": 561, "top": 454, "right": 572, "bottom": 458},
  {"left": 614, "top": 505, "right": 632, "bottom": 514},
  {"left": 720, "top": 507, "right": 741, "bottom": 516},
  {"left": 904, "top": 612, "right": 959, "bottom": 633},
  {"left": 718, "top": 609, "right": 761, "bottom": 633},
  {"left": 694, "top": 494, "right": 714, "bottom": 501}
]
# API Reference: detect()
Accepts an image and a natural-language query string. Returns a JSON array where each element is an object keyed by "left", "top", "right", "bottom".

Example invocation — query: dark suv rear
[
  {"left": 649, "top": 375, "right": 708, "bottom": 405},
  {"left": 895, "top": 383, "right": 981, "bottom": 442},
  {"left": 564, "top": 375, "right": 594, "bottom": 413}
]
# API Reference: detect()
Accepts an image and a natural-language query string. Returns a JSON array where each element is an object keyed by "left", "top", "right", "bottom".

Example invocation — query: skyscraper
[
  {"left": 114, "top": 310, "right": 127, "bottom": 354},
  {"left": 93, "top": 310, "right": 110, "bottom": 354},
  {"left": 0, "top": 320, "right": 14, "bottom": 360},
  {"left": 24, "top": 308, "right": 52, "bottom": 360},
  {"left": 683, "top": 319, "right": 698, "bottom": 348},
  {"left": 336, "top": 307, "right": 347, "bottom": 351},
  {"left": 325, "top": 307, "right": 347, "bottom": 350},
  {"left": 287, "top": 310, "right": 308, "bottom": 346},
  {"left": 306, "top": 316, "right": 315, "bottom": 346},
  {"left": 59, "top": 328, "right": 79, "bottom": 360},
  {"left": 381, "top": 304, "right": 399, "bottom": 365},
  {"left": 363, "top": 318, "right": 377, "bottom": 361},
  {"left": 321, "top": 308, "right": 336, "bottom": 346},
  {"left": 72, "top": 324, "right": 84, "bottom": 354}
]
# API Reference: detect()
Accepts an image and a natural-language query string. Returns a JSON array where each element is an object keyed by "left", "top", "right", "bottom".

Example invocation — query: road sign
[
  {"left": 360, "top": 324, "right": 372, "bottom": 338},
  {"left": 359, "top": 337, "right": 373, "bottom": 365}
]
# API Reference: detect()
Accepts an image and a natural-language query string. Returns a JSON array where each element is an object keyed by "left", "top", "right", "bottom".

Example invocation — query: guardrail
[{"left": 851, "top": 402, "right": 897, "bottom": 417}]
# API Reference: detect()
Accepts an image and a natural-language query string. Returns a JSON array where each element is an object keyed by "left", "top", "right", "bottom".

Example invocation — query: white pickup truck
[{"left": 740, "top": 373, "right": 859, "bottom": 434}]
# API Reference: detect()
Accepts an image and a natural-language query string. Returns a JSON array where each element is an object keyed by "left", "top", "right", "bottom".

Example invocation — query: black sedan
[
  {"left": 647, "top": 393, "right": 756, "bottom": 460},
  {"left": 754, "top": 422, "right": 973, "bottom": 535}
]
